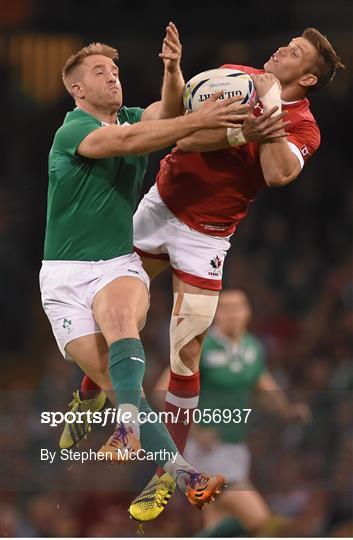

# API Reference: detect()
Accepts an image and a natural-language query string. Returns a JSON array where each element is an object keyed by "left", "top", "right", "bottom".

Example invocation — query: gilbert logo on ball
[{"left": 183, "top": 68, "right": 256, "bottom": 112}]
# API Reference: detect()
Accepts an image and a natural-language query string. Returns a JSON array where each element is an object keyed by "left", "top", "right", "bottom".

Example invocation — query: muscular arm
[
  {"left": 259, "top": 139, "right": 301, "bottom": 187},
  {"left": 177, "top": 110, "right": 302, "bottom": 188},
  {"left": 177, "top": 128, "right": 229, "bottom": 152},
  {"left": 158, "top": 67, "right": 184, "bottom": 118},
  {"left": 176, "top": 105, "right": 289, "bottom": 153},
  {"left": 77, "top": 116, "right": 205, "bottom": 158},
  {"left": 250, "top": 73, "right": 301, "bottom": 187},
  {"left": 77, "top": 93, "right": 243, "bottom": 158}
]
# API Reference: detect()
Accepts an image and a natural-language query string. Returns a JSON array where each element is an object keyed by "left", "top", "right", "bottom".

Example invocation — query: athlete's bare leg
[
  {"left": 66, "top": 333, "right": 119, "bottom": 404},
  {"left": 71, "top": 258, "right": 167, "bottom": 395},
  {"left": 66, "top": 276, "right": 149, "bottom": 459},
  {"left": 67, "top": 275, "right": 196, "bottom": 468},
  {"left": 92, "top": 275, "right": 149, "bottom": 345},
  {"left": 202, "top": 481, "right": 272, "bottom": 533}
]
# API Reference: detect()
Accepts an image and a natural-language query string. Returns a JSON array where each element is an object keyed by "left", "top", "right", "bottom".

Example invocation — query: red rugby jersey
[{"left": 157, "top": 64, "right": 321, "bottom": 237}]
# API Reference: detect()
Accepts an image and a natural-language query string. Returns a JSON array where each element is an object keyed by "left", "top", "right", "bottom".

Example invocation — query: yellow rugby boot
[
  {"left": 128, "top": 472, "right": 176, "bottom": 522},
  {"left": 59, "top": 389, "right": 106, "bottom": 449}
]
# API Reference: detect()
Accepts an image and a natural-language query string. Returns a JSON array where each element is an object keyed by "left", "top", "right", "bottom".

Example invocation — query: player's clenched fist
[{"left": 251, "top": 73, "right": 282, "bottom": 98}]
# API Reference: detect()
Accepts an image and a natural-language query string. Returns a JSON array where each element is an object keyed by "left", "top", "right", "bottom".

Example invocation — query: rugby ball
[{"left": 183, "top": 68, "right": 255, "bottom": 112}]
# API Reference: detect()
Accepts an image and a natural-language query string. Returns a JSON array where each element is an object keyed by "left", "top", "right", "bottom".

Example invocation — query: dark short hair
[{"left": 302, "top": 28, "right": 345, "bottom": 92}]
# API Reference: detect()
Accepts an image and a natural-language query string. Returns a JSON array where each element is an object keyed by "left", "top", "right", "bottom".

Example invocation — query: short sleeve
[
  {"left": 287, "top": 120, "right": 321, "bottom": 165},
  {"left": 54, "top": 117, "right": 100, "bottom": 157}
]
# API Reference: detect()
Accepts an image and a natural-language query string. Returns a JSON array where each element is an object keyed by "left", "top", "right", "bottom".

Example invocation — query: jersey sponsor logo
[
  {"left": 243, "top": 348, "right": 256, "bottom": 364},
  {"left": 300, "top": 144, "right": 309, "bottom": 157},
  {"left": 209, "top": 255, "right": 223, "bottom": 276},
  {"left": 204, "top": 350, "right": 248, "bottom": 373},
  {"left": 204, "top": 351, "right": 228, "bottom": 367}
]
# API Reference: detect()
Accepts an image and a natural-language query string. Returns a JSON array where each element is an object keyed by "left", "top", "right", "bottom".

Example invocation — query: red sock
[
  {"left": 80, "top": 375, "right": 101, "bottom": 400},
  {"left": 157, "top": 370, "right": 200, "bottom": 476}
]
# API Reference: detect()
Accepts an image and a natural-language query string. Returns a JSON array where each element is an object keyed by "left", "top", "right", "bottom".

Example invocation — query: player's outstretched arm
[
  {"left": 176, "top": 98, "right": 249, "bottom": 152},
  {"left": 177, "top": 127, "right": 236, "bottom": 152},
  {"left": 176, "top": 103, "right": 289, "bottom": 153},
  {"left": 142, "top": 22, "right": 185, "bottom": 121},
  {"left": 77, "top": 93, "right": 246, "bottom": 158}
]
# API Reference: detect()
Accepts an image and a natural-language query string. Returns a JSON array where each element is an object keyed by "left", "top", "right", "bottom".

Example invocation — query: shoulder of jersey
[{"left": 284, "top": 98, "right": 318, "bottom": 124}]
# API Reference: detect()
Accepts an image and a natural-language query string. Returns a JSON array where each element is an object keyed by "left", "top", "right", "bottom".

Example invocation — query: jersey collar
[
  {"left": 74, "top": 107, "right": 120, "bottom": 126},
  {"left": 101, "top": 118, "right": 120, "bottom": 127},
  {"left": 210, "top": 327, "right": 243, "bottom": 352}
]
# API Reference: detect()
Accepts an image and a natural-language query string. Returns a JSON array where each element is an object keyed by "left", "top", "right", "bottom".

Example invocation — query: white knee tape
[{"left": 170, "top": 292, "right": 219, "bottom": 376}]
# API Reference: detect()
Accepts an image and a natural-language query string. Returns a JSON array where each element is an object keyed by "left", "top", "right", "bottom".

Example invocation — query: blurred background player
[
  {"left": 152, "top": 290, "right": 311, "bottom": 536},
  {"left": 176, "top": 289, "right": 310, "bottom": 537},
  {"left": 59, "top": 27, "right": 343, "bottom": 522}
]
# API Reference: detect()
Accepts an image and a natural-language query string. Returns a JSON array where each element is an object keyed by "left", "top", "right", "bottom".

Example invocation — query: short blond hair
[{"left": 62, "top": 42, "right": 119, "bottom": 94}]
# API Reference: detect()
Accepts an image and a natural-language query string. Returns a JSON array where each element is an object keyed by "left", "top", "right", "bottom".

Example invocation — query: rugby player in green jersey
[
  {"left": 174, "top": 289, "right": 309, "bottom": 536},
  {"left": 40, "top": 22, "right": 249, "bottom": 517}
]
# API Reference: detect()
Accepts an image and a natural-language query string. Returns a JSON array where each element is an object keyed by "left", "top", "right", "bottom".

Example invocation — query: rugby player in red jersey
[{"left": 63, "top": 28, "right": 344, "bottom": 523}]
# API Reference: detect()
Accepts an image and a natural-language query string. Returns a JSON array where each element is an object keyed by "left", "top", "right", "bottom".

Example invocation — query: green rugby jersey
[
  {"left": 199, "top": 330, "right": 266, "bottom": 443},
  {"left": 44, "top": 106, "right": 148, "bottom": 261}
]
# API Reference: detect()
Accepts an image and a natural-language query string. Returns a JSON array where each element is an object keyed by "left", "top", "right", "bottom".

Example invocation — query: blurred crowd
[{"left": 0, "top": 4, "right": 352, "bottom": 537}]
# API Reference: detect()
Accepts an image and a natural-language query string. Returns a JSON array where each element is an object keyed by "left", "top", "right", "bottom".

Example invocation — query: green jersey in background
[{"left": 199, "top": 330, "right": 266, "bottom": 443}]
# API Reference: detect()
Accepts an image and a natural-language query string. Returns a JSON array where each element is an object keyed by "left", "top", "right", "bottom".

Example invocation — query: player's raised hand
[
  {"left": 196, "top": 92, "right": 251, "bottom": 129},
  {"left": 242, "top": 107, "right": 291, "bottom": 143},
  {"left": 159, "top": 21, "right": 182, "bottom": 74},
  {"left": 251, "top": 73, "right": 282, "bottom": 98}
]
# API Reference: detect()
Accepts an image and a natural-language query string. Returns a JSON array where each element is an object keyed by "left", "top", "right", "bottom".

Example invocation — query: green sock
[
  {"left": 194, "top": 517, "right": 247, "bottom": 537},
  {"left": 109, "top": 338, "right": 145, "bottom": 409},
  {"left": 139, "top": 398, "right": 179, "bottom": 468}
]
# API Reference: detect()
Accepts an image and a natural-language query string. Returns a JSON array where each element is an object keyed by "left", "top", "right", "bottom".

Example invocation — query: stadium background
[{"left": 0, "top": 0, "right": 352, "bottom": 537}]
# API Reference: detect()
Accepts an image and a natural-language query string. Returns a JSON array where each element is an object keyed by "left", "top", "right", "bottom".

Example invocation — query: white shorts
[
  {"left": 133, "top": 184, "right": 231, "bottom": 291},
  {"left": 184, "top": 439, "right": 250, "bottom": 485},
  {"left": 39, "top": 252, "right": 150, "bottom": 359}
]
